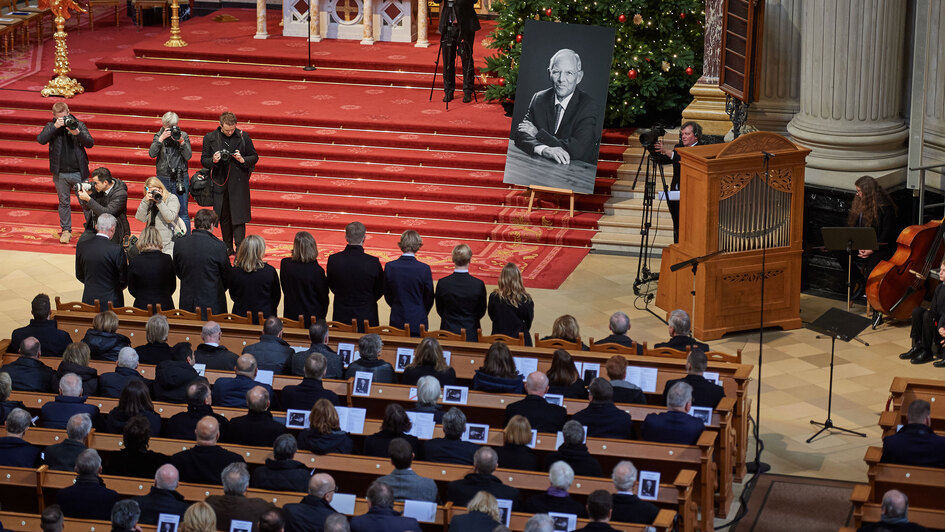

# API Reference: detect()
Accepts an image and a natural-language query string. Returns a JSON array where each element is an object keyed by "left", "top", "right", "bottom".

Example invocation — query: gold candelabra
[
  {"left": 164, "top": 0, "right": 188, "bottom": 47},
  {"left": 41, "top": 13, "right": 84, "bottom": 97}
]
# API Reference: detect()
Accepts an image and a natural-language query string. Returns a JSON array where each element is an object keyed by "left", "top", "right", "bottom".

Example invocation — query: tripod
[{"left": 631, "top": 145, "right": 672, "bottom": 320}]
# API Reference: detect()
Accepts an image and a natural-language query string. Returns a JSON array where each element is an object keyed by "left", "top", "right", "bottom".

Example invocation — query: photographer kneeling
[
  {"left": 135, "top": 177, "right": 183, "bottom": 255},
  {"left": 149, "top": 111, "right": 192, "bottom": 234}
]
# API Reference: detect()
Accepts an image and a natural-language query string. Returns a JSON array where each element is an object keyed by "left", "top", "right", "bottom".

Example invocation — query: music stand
[{"left": 805, "top": 307, "right": 871, "bottom": 443}]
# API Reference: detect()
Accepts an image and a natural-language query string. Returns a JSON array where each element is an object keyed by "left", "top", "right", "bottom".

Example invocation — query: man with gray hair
[
  {"left": 170, "top": 416, "right": 244, "bottom": 485},
  {"left": 525, "top": 514, "right": 555, "bottom": 532},
  {"left": 661, "top": 348, "right": 724, "bottom": 409},
  {"left": 327, "top": 220, "right": 385, "bottom": 332},
  {"left": 610, "top": 461, "right": 659, "bottom": 525},
  {"left": 324, "top": 513, "right": 351, "bottom": 532},
  {"left": 857, "top": 489, "right": 925, "bottom": 531},
  {"left": 350, "top": 481, "right": 421, "bottom": 532},
  {"left": 421, "top": 406, "right": 478, "bottom": 465},
  {"left": 655, "top": 309, "right": 709, "bottom": 352},
  {"left": 206, "top": 462, "right": 275, "bottom": 531},
  {"left": 642, "top": 381, "right": 704, "bottom": 445},
  {"left": 150, "top": 110, "right": 192, "bottom": 232},
  {"left": 523, "top": 461, "right": 586, "bottom": 517},
  {"left": 194, "top": 321, "right": 239, "bottom": 370},
  {"left": 224, "top": 385, "right": 286, "bottom": 447},
  {"left": 110, "top": 499, "right": 141, "bottom": 532},
  {"left": 251, "top": 433, "right": 313, "bottom": 493},
  {"left": 505, "top": 371, "right": 568, "bottom": 433},
  {"left": 595, "top": 311, "right": 643, "bottom": 354},
  {"left": 75, "top": 211, "right": 128, "bottom": 307},
  {"left": 44, "top": 413, "right": 91, "bottom": 471},
  {"left": 409, "top": 374, "right": 445, "bottom": 423},
  {"left": 0, "top": 408, "right": 41, "bottom": 467},
  {"left": 56, "top": 449, "right": 120, "bottom": 520},
  {"left": 97, "top": 347, "right": 150, "bottom": 398},
  {"left": 447, "top": 445, "right": 520, "bottom": 507},
  {"left": 344, "top": 333, "right": 395, "bottom": 383},
  {"left": 544, "top": 419, "right": 602, "bottom": 477},
  {"left": 133, "top": 464, "right": 189, "bottom": 525},
  {"left": 40, "top": 372, "right": 100, "bottom": 429},
  {"left": 283, "top": 473, "right": 338, "bottom": 532}
]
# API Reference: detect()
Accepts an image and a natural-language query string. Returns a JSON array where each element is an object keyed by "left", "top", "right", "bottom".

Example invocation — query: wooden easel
[{"left": 526, "top": 185, "right": 574, "bottom": 217}]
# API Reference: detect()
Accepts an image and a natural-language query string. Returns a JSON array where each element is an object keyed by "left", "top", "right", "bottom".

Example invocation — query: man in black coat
[
  {"left": 133, "top": 464, "right": 190, "bottom": 525},
  {"left": 44, "top": 413, "right": 91, "bottom": 471},
  {"left": 594, "top": 312, "right": 643, "bottom": 355},
  {"left": 287, "top": 319, "right": 344, "bottom": 379},
  {"left": 446, "top": 446, "right": 519, "bottom": 508},
  {"left": 170, "top": 416, "right": 245, "bottom": 485},
  {"left": 421, "top": 407, "right": 479, "bottom": 465},
  {"left": 201, "top": 111, "right": 258, "bottom": 255},
  {"left": 0, "top": 408, "right": 42, "bottom": 467},
  {"left": 212, "top": 353, "right": 276, "bottom": 408},
  {"left": 881, "top": 399, "right": 945, "bottom": 468},
  {"left": 384, "top": 230, "right": 434, "bottom": 335},
  {"left": 56, "top": 449, "right": 120, "bottom": 520},
  {"left": 434, "top": 244, "right": 487, "bottom": 341},
  {"left": 654, "top": 309, "right": 710, "bottom": 352},
  {"left": 250, "top": 434, "right": 313, "bottom": 493},
  {"left": 610, "top": 461, "right": 659, "bottom": 525},
  {"left": 570, "top": 379, "right": 633, "bottom": 440},
  {"left": 37, "top": 101, "right": 94, "bottom": 244},
  {"left": 652, "top": 122, "right": 701, "bottom": 243},
  {"left": 283, "top": 473, "right": 338, "bottom": 532},
  {"left": 98, "top": 347, "right": 151, "bottom": 398},
  {"left": 75, "top": 213, "right": 127, "bottom": 307},
  {"left": 504, "top": 371, "right": 568, "bottom": 433},
  {"left": 901, "top": 263, "right": 945, "bottom": 365},
  {"left": 574, "top": 490, "right": 621, "bottom": 532},
  {"left": 224, "top": 386, "right": 286, "bottom": 447},
  {"left": 243, "top": 316, "right": 294, "bottom": 373},
  {"left": 8, "top": 294, "right": 72, "bottom": 356},
  {"left": 194, "top": 321, "right": 239, "bottom": 370},
  {"left": 152, "top": 342, "right": 200, "bottom": 404},
  {"left": 281, "top": 352, "right": 341, "bottom": 411},
  {"left": 433, "top": 0, "right": 480, "bottom": 103},
  {"left": 0, "top": 337, "right": 56, "bottom": 392},
  {"left": 205, "top": 463, "right": 275, "bottom": 532},
  {"left": 174, "top": 208, "right": 231, "bottom": 315},
  {"left": 77, "top": 167, "right": 130, "bottom": 245},
  {"left": 858, "top": 490, "right": 930, "bottom": 532},
  {"left": 327, "top": 221, "right": 384, "bottom": 331},
  {"left": 40, "top": 373, "right": 100, "bottom": 429},
  {"left": 641, "top": 382, "right": 705, "bottom": 445},
  {"left": 544, "top": 420, "right": 602, "bottom": 478},
  {"left": 164, "top": 380, "right": 230, "bottom": 440},
  {"left": 661, "top": 349, "right": 725, "bottom": 409}
]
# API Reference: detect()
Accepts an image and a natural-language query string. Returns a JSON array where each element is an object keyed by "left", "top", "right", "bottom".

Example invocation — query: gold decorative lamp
[
  {"left": 164, "top": 0, "right": 187, "bottom": 47},
  {"left": 39, "top": 0, "right": 85, "bottom": 98}
]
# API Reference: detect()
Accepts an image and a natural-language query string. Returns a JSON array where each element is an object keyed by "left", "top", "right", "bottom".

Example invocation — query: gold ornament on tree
[
  {"left": 164, "top": 0, "right": 188, "bottom": 47},
  {"left": 40, "top": 0, "right": 85, "bottom": 98},
  {"left": 633, "top": 14, "right": 643, "bottom": 24},
  {"left": 661, "top": 60, "right": 671, "bottom": 72}
]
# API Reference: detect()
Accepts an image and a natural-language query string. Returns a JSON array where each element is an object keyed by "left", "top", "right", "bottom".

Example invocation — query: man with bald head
[
  {"left": 0, "top": 336, "right": 56, "bottom": 392},
  {"left": 40, "top": 372, "right": 100, "bottom": 429},
  {"left": 194, "top": 321, "right": 239, "bottom": 371},
  {"left": 504, "top": 371, "right": 568, "bottom": 433},
  {"left": 858, "top": 489, "right": 927, "bottom": 532},
  {"left": 133, "top": 464, "right": 190, "bottom": 525},
  {"left": 224, "top": 385, "right": 286, "bottom": 447},
  {"left": 212, "top": 353, "right": 276, "bottom": 408},
  {"left": 283, "top": 473, "right": 338, "bottom": 532},
  {"left": 170, "top": 415, "right": 245, "bottom": 485},
  {"left": 447, "top": 445, "right": 519, "bottom": 508}
]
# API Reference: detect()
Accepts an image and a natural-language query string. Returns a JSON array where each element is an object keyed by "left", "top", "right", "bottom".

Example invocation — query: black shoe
[
  {"left": 442, "top": 93, "right": 454, "bottom": 102},
  {"left": 912, "top": 350, "right": 935, "bottom": 364},
  {"left": 933, "top": 358, "right": 945, "bottom": 368},
  {"left": 899, "top": 347, "right": 920, "bottom": 360},
  {"left": 462, "top": 92, "right": 472, "bottom": 103}
]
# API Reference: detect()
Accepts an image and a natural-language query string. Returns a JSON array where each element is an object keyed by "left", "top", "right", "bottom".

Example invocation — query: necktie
[{"left": 554, "top": 103, "right": 564, "bottom": 133}]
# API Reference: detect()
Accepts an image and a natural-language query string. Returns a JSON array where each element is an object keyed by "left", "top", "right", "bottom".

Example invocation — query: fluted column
[
  {"left": 786, "top": 0, "right": 908, "bottom": 189},
  {"left": 920, "top": 3, "right": 945, "bottom": 170},
  {"left": 681, "top": 0, "right": 730, "bottom": 135},
  {"left": 254, "top": 0, "right": 268, "bottom": 39},
  {"left": 361, "top": 0, "right": 374, "bottom": 44},
  {"left": 746, "top": 0, "right": 802, "bottom": 135}
]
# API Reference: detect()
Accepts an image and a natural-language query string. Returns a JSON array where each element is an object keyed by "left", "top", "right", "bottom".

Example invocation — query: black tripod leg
[{"left": 429, "top": 40, "right": 444, "bottom": 102}]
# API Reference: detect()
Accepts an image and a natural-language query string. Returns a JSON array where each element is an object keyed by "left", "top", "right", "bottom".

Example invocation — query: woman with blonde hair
[
  {"left": 229, "top": 234, "right": 280, "bottom": 324},
  {"left": 82, "top": 310, "right": 130, "bottom": 361},
  {"left": 135, "top": 176, "right": 183, "bottom": 254},
  {"left": 280, "top": 231, "right": 329, "bottom": 327},
  {"left": 128, "top": 226, "right": 176, "bottom": 311},
  {"left": 180, "top": 501, "right": 216, "bottom": 532},
  {"left": 497, "top": 415, "right": 539, "bottom": 471},
  {"left": 448, "top": 490, "right": 502, "bottom": 531},
  {"left": 488, "top": 262, "right": 534, "bottom": 346},
  {"left": 542, "top": 314, "right": 589, "bottom": 351},
  {"left": 295, "top": 398, "right": 354, "bottom": 454},
  {"left": 402, "top": 336, "right": 456, "bottom": 386},
  {"left": 52, "top": 342, "right": 98, "bottom": 396}
]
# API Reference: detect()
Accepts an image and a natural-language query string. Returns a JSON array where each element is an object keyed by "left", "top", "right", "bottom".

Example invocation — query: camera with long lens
[
  {"left": 169, "top": 125, "right": 182, "bottom": 142},
  {"left": 63, "top": 115, "right": 79, "bottom": 131},
  {"left": 218, "top": 149, "right": 232, "bottom": 163},
  {"left": 172, "top": 167, "right": 186, "bottom": 195},
  {"left": 638, "top": 126, "right": 666, "bottom": 151},
  {"left": 74, "top": 182, "right": 92, "bottom": 193}
]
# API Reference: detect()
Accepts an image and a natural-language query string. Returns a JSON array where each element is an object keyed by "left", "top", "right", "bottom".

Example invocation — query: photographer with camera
[
  {"left": 652, "top": 121, "right": 702, "bottom": 243},
  {"left": 435, "top": 0, "right": 480, "bottom": 103},
  {"left": 135, "top": 177, "right": 183, "bottom": 255},
  {"left": 149, "top": 111, "right": 192, "bottom": 234},
  {"left": 37, "top": 102, "right": 95, "bottom": 245},
  {"left": 200, "top": 111, "right": 258, "bottom": 256},
  {"left": 77, "top": 167, "right": 130, "bottom": 246}
]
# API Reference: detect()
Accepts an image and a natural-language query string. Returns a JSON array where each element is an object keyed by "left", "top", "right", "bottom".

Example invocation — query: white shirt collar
[
  {"left": 454, "top": 267, "right": 469, "bottom": 273},
  {"left": 555, "top": 92, "right": 575, "bottom": 110}
]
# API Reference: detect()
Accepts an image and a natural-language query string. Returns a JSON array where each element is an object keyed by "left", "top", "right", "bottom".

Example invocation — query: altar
[{"left": 273, "top": 0, "right": 430, "bottom": 46}]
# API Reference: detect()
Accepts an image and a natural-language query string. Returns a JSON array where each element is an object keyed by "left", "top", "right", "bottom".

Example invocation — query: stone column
[
  {"left": 361, "top": 0, "right": 375, "bottom": 44},
  {"left": 919, "top": 2, "right": 945, "bottom": 182},
  {"left": 254, "top": 0, "right": 268, "bottom": 39},
  {"left": 310, "top": 0, "right": 321, "bottom": 42},
  {"left": 415, "top": 0, "right": 429, "bottom": 48},
  {"left": 786, "top": 0, "right": 908, "bottom": 189},
  {"left": 681, "top": 0, "right": 731, "bottom": 135},
  {"left": 746, "top": 0, "right": 802, "bottom": 135}
]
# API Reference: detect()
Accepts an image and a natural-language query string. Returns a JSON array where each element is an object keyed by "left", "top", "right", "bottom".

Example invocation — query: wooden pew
[
  {"left": 850, "top": 483, "right": 945, "bottom": 530},
  {"left": 0, "top": 511, "right": 160, "bottom": 532},
  {"left": 886, "top": 376, "right": 945, "bottom": 430}
]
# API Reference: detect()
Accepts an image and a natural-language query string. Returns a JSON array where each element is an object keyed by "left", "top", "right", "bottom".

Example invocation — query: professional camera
[
  {"left": 74, "top": 182, "right": 92, "bottom": 193},
  {"left": 638, "top": 126, "right": 666, "bottom": 150},
  {"left": 172, "top": 167, "right": 186, "bottom": 195},
  {"left": 63, "top": 115, "right": 79, "bottom": 131},
  {"left": 218, "top": 149, "right": 232, "bottom": 162},
  {"left": 151, "top": 189, "right": 163, "bottom": 202},
  {"left": 169, "top": 125, "right": 182, "bottom": 142}
]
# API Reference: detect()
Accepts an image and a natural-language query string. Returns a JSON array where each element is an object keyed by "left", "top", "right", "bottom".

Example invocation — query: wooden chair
[
  {"left": 87, "top": 0, "right": 121, "bottom": 30},
  {"left": 2, "top": 0, "right": 41, "bottom": 46},
  {"left": 476, "top": 329, "right": 525, "bottom": 346},
  {"left": 54, "top": 296, "right": 99, "bottom": 313},
  {"left": 155, "top": 305, "right": 202, "bottom": 321},
  {"left": 533, "top": 334, "right": 582, "bottom": 350},
  {"left": 706, "top": 349, "right": 741, "bottom": 364},
  {"left": 207, "top": 310, "right": 254, "bottom": 325},
  {"left": 646, "top": 346, "right": 690, "bottom": 359},
  {"left": 363, "top": 321, "right": 410, "bottom": 337},
  {"left": 107, "top": 302, "right": 153, "bottom": 317},
  {"left": 327, "top": 319, "right": 358, "bottom": 332},
  {"left": 133, "top": 0, "right": 167, "bottom": 27},
  {"left": 588, "top": 338, "right": 644, "bottom": 354},
  {"left": 418, "top": 325, "right": 465, "bottom": 341},
  {"left": 9, "top": 0, "right": 52, "bottom": 43},
  {"left": 279, "top": 315, "right": 305, "bottom": 329}
]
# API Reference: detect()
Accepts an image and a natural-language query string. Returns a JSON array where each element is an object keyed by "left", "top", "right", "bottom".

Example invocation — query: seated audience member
[
  {"left": 383, "top": 230, "right": 434, "bottom": 335},
  {"left": 594, "top": 311, "right": 643, "bottom": 354},
  {"left": 296, "top": 398, "right": 354, "bottom": 454},
  {"left": 206, "top": 462, "right": 275, "bottom": 532},
  {"left": 364, "top": 403, "right": 420, "bottom": 457},
  {"left": 497, "top": 415, "right": 540, "bottom": 471},
  {"left": 574, "top": 490, "right": 619, "bottom": 532},
  {"left": 472, "top": 341, "right": 524, "bottom": 393},
  {"left": 212, "top": 353, "right": 275, "bottom": 408},
  {"left": 449, "top": 491, "right": 502, "bottom": 532},
  {"left": 170, "top": 416, "right": 244, "bottom": 485},
  {"left": 110, "top": 499, "right": 141, "bottom": 532},
  {"left": 56, "top": 449, "right": 120, "bottom": 520},
  {"left": 243, "top": 316, "right": 294, "bottom": 373},
  {"left": 344, "top": 333, "right": 396, "bottom": 383},
  {"left": 40, "top": 505, "right": 65, "bottom": 532},
  {"left": 421, "top": 407, "right": 479, "bottom": 465},
  {"left": 194, "top": 321, "right": 239, "bottom": 371},
  {"left": 152, "top": 342, "right": 200, "bottom": 403},
  {"left": 133, "top": 464, "right": 190, "bottom": 525},
  {"left": 45, "top": 413, "right": 91, "bottom": 471},
  {"left": 98, "top": 347, "right": 150, "bottom": 398},
  {"left": 541, "top": 315, "right": 589, "bottom": 351},
  {"left": 181, "top": 501, "right": 217, "bottom": 532},
  {"left": 570, "top": 378, "right": 633, "bottom": 440},
  {"left": 324, "top": 513, "right": 351, "bottom": 532},
  {"left": 287, "top": 318, "right": 344, "bottom": 379},
  {"left": 104, "top": 379, "right": 162, "bottom": 435},
  {"left": 1, "top": 336, "right": 55, "bottom": 391},
  {"left": 259, "top": 508, "right": 285, "bottom": 532},
  {"left": 641, "top": 382, "right": 704, "bottom": 445},
  {"left": 51, "top": 341, "right": 99, "bottom": 397},
  {"left": 546, "top": 349, "right": 588, "bottom": 399},
  {"left": 224, "top": 386, "right": 286, "bottom": 447},
  {"left": 881, "top": 399, "right": 945, "bottom": 468},
  {"left": 661, "top": 349, "right": 724, "bottom": 409},
  {"left": 525, "top": 514, "right": 555, "bottom": 532},
  {"left": 0, "top": 372, "right": 27, "bottom": 424},
  {"left": 488, "top": 262, "right": 535, "bottom": 346},
  {"left": 0, "top": 408, "right": 42, "bottom": 467},
  {"left": 164, "top": 380, "right": 229, "bottom": 440},
  {"left": 447, "top": 446, "right": 520, "bottom": 507},
  {"left": 544, "top": 420, "right": 602, "bottom": 477},
  {"left": 857, "top": 489, "right": 929, "bottom": 532},
  {"left": 103, "top": 415, "right": 170, "bottom": 479},
  {"left": 409, "top": 375, "right": 446, "bottom": 423},
  {"left": 402, "top": 337, "right": 456, "bottom": 386},
  {"left": 283, "top": 473, "right": 337, "bottom": 531},
  {"left": 377, "top": 438, "right": 438, "bottom": 502},
  {"left": 281, "top": 230, "right": 330, "bottom": 328},
  {"left": 604, "top": 355, "right": 646, "bottom": 405},
  {"left": 504, "top": 371, "right": 568, "bottom": 433},
  {"left": 434, "top": 243, "right": 487, "bottom": 342},
  {"left": 523, "top": 461, "right": 586, "bottom": 517},
  {"left": 8, "top": 293, "right": 71, "bottom": 356},
  {"left": 281, "top": 352, "right": 341, "bottom": 411},
  {"left": 251, "top": 433, "right": 312, "bottom": 493},
  {"left": 136, "top": 314, "right": 174, "bottom": 365},
  {"left": 127, "top": 225, "right": 176, "bottom": 310},
  {"left": 229, "top": 234, "right": 282, "bottom": 324},
  {"left": 350, "top": 481, "right": 421, "bottom": 532},
  {"left": 610, "top": 461, "right": 659, "bottom": 525},
  {"left": 654, "top": 309, "right": 709, "bottom": 352},
  {"left": 82, "top": 310, "right": 131, "bottom": 362},
  {"left": 40, "top": 373, "right": 99, "bottom": 429}
]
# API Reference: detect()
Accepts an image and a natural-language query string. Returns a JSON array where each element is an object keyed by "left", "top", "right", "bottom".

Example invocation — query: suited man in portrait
[
  {"left": 514, "top": 48, "right": 599, "bottom": 165},
  {"left": 435, "top": 243, "right": 487, "bottom": 341},
  {"left": 384, "top": 230, "right": 434, "bottom": 335},
  {"left": 75, "top": 213, "right": 127, "bottom": 308},
  {"left": 327, "top": 221, "right": 384, "bottom": 332}
]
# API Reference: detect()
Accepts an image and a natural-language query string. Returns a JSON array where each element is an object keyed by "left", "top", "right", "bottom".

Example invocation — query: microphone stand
[
  {"left": 669, "top": 251, "right": 720, "bottom": 321},
  {"left": 304, "top": 4, "right": 316, "bottom": 71}
]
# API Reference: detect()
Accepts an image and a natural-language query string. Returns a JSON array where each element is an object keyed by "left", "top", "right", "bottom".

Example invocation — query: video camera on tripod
[
  {"left": 631, "top": 125, "right": 672, "bottom": 305},
  {"left": 638, "top": 126, "right": 666, "bottom": 152}
]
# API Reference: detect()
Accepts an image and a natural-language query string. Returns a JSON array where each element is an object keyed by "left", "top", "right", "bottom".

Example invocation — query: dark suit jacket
[
  {"left": 434, "top": 0, "right": 480, "bottom": 33},
  {"left": 212, "top": 374, "right": 274, "bottom": 408},
  {"left": 281, "top": 377, "right": 341, "bottom": 411},
  {"left": 449, "top": 511, "right": 501, "bottom": 532},
  {"left": 523, "top": 491, "right": 586, "bottom": 518},
  {"left": 662, "top": 374, "right": 724, "bottom": 409},
  {"left": 287, "top": 343, "right": 344, "bottom": 380},
  {"left": 251, "top": 458, "right": 312, "bottom": 493},
  {"left": 51, "top": 360, "right": 99, "bottom": 397},
  {"left": 224, "top": 410, "right": 286, "bottom": 448},
  {"left": 280, "top": 258, "right": 330, "bottom": 326},
  {"left": 488, "top": 293, "right": 534, "bottom": 346},
  {"left": 152, "top": 359, "right": 199, "bottom": 404},
  {"left": 344, "top": 357, "right": 396, "bottom": 384},
  {"left": 283, "top": 495, "right": 335, "bottom": 532},
  {"left": 83, "top": 329, "right": 131, "bottom": 361},
  {"left": 505, "top": 394, "right": 568, "bottom": 434},
  {"left": 641, "top": 410, "right": 705, "bottom": 445},
  {"left": 194, "top": 343, "right": 239, "bottom": 371},
  {"left": 44, "top": 439, "right": 86, "bottom": 471},
  {"left": 102, "top": 448, "right": 169, "bottom": 479},
  {"left": 544, "top": 443, "right": 602, "bottom": 478},
  {"left": 611, "top": 493, "right": 660, "bottom": 525},
  {"left": 40, "top": 396, "right": 100, "bottom": 429},
  {"left": 401, "top": 364, "right": 456, "bottom": 387},
  {"left": 163, "top": 404, "right": 229, "bottom": 440},
  {"left": 881, "top": 423, "right": 945, "bottom": 468},
  {"left": 98, "top": 367, "right": 150, "bottom": 398},
  {"left": 611, "top": 381, "right": 647, "bottom": 405},
  {"left": 496, "top": 443, "right": 540, "bottom": 471},
  {"left": 56, "top": 474, "right": 120, "bottom": 520},
  {"left": 103, "top": 408, "right": 161, "bottom": 435},
  {"left": 0, "top": 357, "right": 55, "bottom": 392},
  {"left": 435, "top": 271, "right": 487, "bottom": 341},
  {"left": 171, "top": 444, "right": 245, "bottom": 485},
  {"left": 296, "top": 429, "right": 354, "bottom": 455},
  {"left": 202, "top": 127, "right": 258, "bottom": 227},
  {"left": 0, "top": 436, "right": 42, "bottom": 467},
  {"left": 327, "top": 244, "right": 384, "bottom": 329},
  {"left": 514, "top": 87, "right": 599, "bottom": 164},
  {"left": 243, "top": 334, "right": 293, "bottom": 373},
  {"left": 654, "top": 335, "right": 710, "bottom": 352},
  {"left": 0, "top": 400, "right": 26, "bottom": 425},
  {"left": 136, "top": 341, "right": 174, "bottom": 366},
  {"left": 133, "top": 487, "right": 190, "bottom": 525},
  {"left": 384, "top": 255, "right": 434, "bottom": 334},
  {"left": 173, "top": 229, "right": 231, "bottom": 314},
  {"left": 570, "top": 402, "right": 633, "bottom": 440},
  {"left": 230, "top": 264, "right": 280, "bottom": 323},
  {"left": 75, "top": 234, "right": 127, "bottom": 307},
  {"left": 446, "top": 472, "right": 520, "bottom": 508},
  {"left": 350, "top": 507, "right": 422, "bottom": 532},
  {"left": 421, "top": 437, "right": 479, "bottom": 465},
  {"left": 8, "top": 319, "right": 72, "bottom": 356},
  {"left": 205, "top": 493, "right": 274, "bottom": 532},
  {"left": 574, "top": 522, "right": 620, "bottom": 532},
  {"left": 128, "top": 250, "right": 176, "bottom": 311},
  {"left": 363, "top": 430, "right": 420, "bottom": 458},
  {"left": 594, "top": 333, "right": 644, "bottom": 355}
]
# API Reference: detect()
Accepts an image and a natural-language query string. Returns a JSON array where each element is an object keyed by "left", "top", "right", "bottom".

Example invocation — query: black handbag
[{"left": 189, "top": 168, "right": 214, "bottom": 207}]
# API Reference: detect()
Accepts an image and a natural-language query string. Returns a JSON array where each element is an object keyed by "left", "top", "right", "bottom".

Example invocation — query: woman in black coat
[
  {"left": 128, "top": 227, "right": 177, "bottom": 311},
  {"left": 103, "top": 415, "right": 169, "bottom": 479},
  {"left": 229, "top": 235, "right": 281, "bottom": 324},
  {"left": 487, "top": 262, "right": 534, "bottom": 346},
  {"left": 496, "top": 415, "right": 540, "bottom": 471},
  {"left": 448, "top": 492, "right": 502, "bottom": 532},
  {"left": 51, "top": 342, "right": 99, "bottom": 397},
  {"left": 363, "top": 403, "right": 421, "bottom": 457},
  {"left": 104, "top": 379, "right": 163, "bottom": 435},
  {"left": 280, "top": 231, "right": 329, "bottom": 327},
  {"left": 83, "top": 310, "right": 131, "bottom": 362},
  {"left": 402, "top": 337, "right": 456, "bottom": 386},
  {"left": 546, "top": 349, "right": 589, "bottom": 399}
]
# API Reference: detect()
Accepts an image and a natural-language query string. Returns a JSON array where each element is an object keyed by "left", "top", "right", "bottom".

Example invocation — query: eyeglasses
[{"left": 550, "top": 70, "right": 578, "bottom": 79}]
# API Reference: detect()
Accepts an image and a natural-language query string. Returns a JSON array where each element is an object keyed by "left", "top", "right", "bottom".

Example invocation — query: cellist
[{"left": 900, "top": 258, "right": 945, "bottom": 366}]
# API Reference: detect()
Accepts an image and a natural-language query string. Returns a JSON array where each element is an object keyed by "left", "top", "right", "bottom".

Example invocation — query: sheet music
[{"left": 625, "top": 366, "right": 658, "bottom": 393}]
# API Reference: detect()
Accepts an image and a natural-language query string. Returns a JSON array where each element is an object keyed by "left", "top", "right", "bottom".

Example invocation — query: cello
[{"left": 866, "top": 218, "right": 945, "bottom": 320}]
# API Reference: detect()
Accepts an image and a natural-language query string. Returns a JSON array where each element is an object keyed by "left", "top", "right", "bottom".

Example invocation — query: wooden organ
[{"left": 655, "top": 132, "right": 810, "bottom": 340}]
